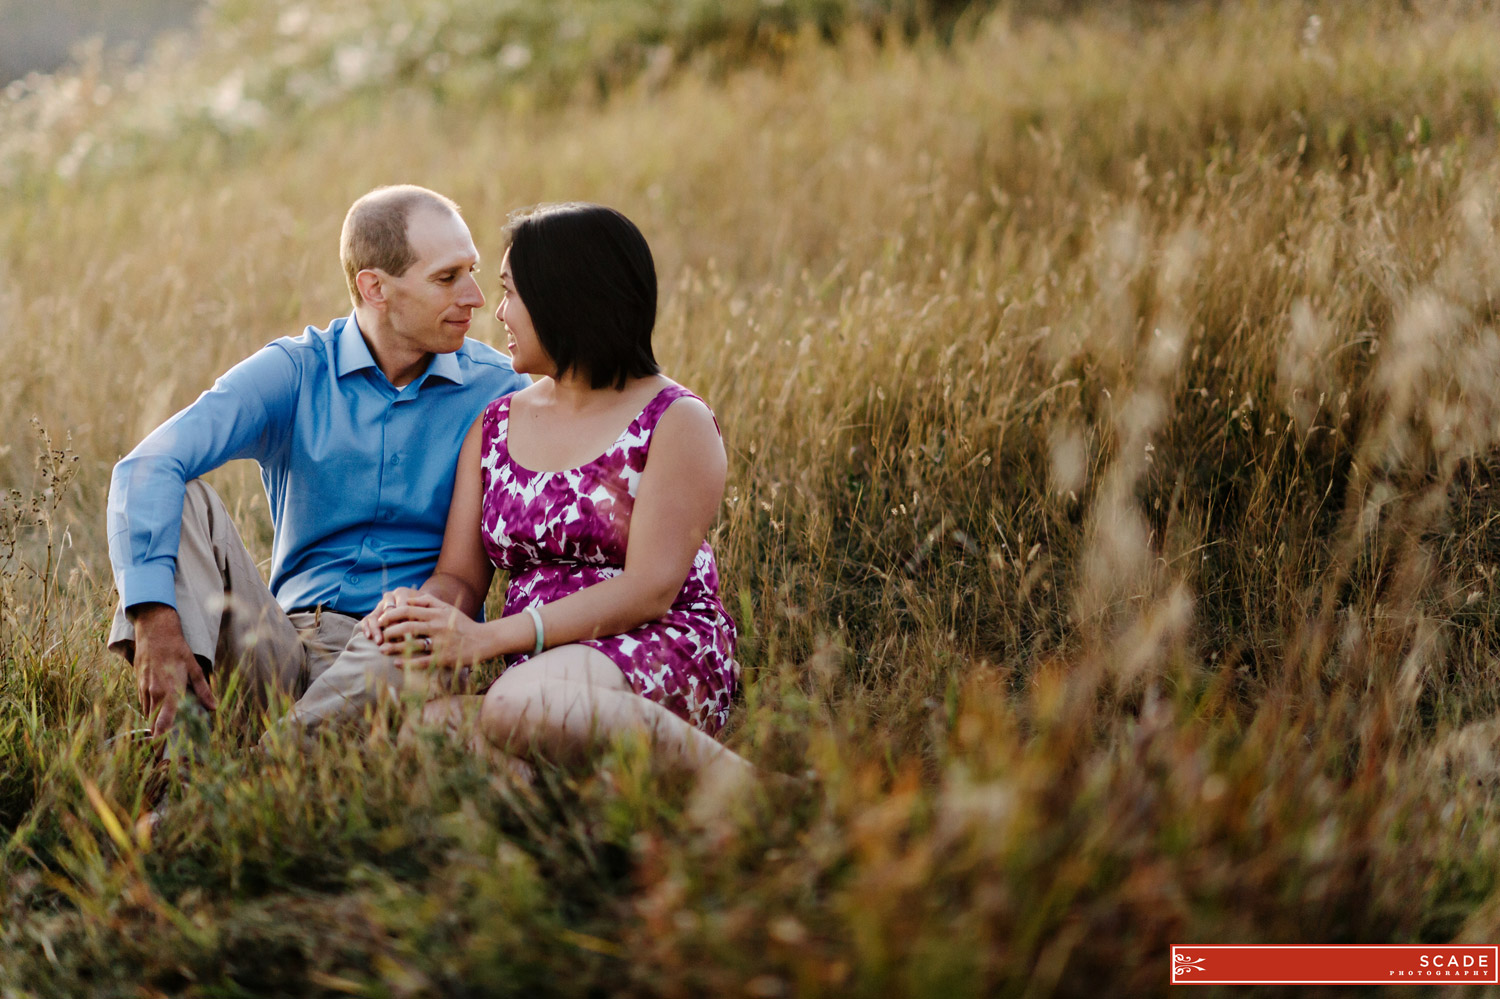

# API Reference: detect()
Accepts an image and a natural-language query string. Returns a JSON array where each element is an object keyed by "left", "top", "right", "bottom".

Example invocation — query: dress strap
[
  {"left": 484, "top": 393, "right": 514, "bottom": 443},
  {"left": 634, "top": 383, "right": 711, "bottom": 437}
]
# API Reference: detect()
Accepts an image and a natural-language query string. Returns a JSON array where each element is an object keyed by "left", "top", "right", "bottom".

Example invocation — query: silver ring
[{"left": 422, "top": 636, "right": 432, "bottom": 654}]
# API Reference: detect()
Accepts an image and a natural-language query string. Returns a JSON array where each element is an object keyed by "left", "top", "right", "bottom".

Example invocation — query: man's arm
[
  {"left": 107, "top": 347, "right": 299, "bottom": 608},
  {"left": 108, "top": 344, "right": 300, "bottom": 735}
]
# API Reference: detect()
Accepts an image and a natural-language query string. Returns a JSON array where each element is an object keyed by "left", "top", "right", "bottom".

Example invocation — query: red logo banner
[{"left": 1171, "top": 946, "right": 1499, "bottom": 984}]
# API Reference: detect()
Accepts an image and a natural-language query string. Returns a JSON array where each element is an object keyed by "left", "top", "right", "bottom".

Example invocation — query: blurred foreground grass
[{"left": 6, "top": 0, "right": 1500, "bottom": 995}]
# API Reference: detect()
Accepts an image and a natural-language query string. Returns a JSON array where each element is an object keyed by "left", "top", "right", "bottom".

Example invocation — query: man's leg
[
  {"left": 108, "top": 480, "right": 307, "bottom": 725},
  {"left": 266, "top": 623, "right": 409, "bottom": 735}
]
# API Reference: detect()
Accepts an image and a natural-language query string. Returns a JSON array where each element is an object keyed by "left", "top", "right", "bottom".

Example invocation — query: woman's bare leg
[
  {"left": 478, "top": 645, "right": 753, "bottom": 788},
  {"left": 406, "top": 693, "right": 535, "bottom": 782},
  {"left": 415, "top": 693, "right": 482, "bottom": 733}
]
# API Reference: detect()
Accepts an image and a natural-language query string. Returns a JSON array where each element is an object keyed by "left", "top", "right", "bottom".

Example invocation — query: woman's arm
[{"left": 378, "top": 396, "right": 728, "bottom": 665}]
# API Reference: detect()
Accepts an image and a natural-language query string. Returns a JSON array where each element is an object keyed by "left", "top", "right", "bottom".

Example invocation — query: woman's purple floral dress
[{"left": 479, "top": 383, "right": 739, "bottom": 734}]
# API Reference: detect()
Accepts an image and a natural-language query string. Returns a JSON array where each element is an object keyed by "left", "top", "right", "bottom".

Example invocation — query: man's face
[{"left": 377, "top": 207, "right": 484, "bottom": 355}]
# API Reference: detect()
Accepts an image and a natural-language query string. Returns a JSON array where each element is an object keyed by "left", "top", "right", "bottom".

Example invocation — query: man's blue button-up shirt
[{"left": 107, "top": 313, "right": 529, "bottom": 616}]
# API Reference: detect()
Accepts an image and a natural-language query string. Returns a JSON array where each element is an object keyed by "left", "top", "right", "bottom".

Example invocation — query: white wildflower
[{"left": 498, "top": 43, "right": 533, "bottom": 72}]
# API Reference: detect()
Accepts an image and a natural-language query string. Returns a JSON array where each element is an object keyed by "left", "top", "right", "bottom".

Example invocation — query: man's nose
[{"left": 459, "top": 274, "right": 484, "bottom": 308}]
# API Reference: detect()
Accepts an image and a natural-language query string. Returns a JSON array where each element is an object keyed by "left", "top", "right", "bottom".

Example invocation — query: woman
[{"left": 364, "top": 202, "right": 749, "bottom": 790}]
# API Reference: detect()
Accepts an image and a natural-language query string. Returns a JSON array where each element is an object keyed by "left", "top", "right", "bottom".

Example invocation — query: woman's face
[{"left": 497, "top": 248, "right": 550, "bottom": 377}]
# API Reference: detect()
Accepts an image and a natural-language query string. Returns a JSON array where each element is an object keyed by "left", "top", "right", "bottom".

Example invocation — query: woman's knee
[
  {"left": 420, "top": 694, "right": 476, "bottom": 729},
  {"left": 479, "top": 679, "right": 545, "bottom": 752},
  {"left": 479, "top": 672, "right": 618, "bottom": 756}
]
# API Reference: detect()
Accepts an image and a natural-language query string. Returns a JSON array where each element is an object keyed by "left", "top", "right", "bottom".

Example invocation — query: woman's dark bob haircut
[{"left": 504, "top": 202, "right": 660, "bottom": 390}]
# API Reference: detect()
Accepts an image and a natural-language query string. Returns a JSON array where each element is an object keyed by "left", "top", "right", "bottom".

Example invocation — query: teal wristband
[{"left": 524, "top": 606, "right": 545, "bottom": 657}]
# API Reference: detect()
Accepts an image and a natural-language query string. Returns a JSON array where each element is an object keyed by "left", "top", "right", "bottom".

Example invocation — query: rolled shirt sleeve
[{"left": 106, "top": 345, "right": 300, "bottom": 610}]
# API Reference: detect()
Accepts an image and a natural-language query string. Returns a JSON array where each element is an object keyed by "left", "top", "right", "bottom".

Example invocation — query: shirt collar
[
  {"left": 335, "top": 312, "right": 466, "bottom": 388},
  {"left": 335, "top": 312, "right": 379, "bottom": 378},
  {"left": 422, "top": 347, "right": 464, "bottom": 386}
]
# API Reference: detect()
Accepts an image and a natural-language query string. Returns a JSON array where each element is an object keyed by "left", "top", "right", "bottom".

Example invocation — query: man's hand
[
  {"left": 360, "top": 586, "right": 423, "bottom": 643},
  {"left": 129, "top": 603, "right": 218, "bottom": 738}
]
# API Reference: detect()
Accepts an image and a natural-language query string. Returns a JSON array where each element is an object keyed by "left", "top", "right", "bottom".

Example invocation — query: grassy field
[{"left": 5, "top": 0, "right": 1500, "bottom": 994}]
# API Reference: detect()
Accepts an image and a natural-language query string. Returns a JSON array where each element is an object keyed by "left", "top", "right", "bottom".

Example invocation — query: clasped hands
[{"left": 359, "top": 588, "right": 492, "bottom": 670}]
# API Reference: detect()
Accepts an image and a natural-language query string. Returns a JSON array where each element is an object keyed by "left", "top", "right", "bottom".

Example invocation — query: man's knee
[
  {"left": 179, "top": 478, "right": 228, "bottom": 536},
  {"left": 174, "top": 479, "right": 230, "bottom": 563},
  {"left": 326, "top": 631, "right": 406, "bottom": 687},
  {"left": 290, "top": 636, "right": 406, "bottom": 723},
  {"left": 182, "top": 478, "right": 219, "bottom": 513}
]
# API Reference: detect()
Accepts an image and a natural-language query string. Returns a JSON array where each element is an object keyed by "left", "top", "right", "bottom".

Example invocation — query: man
[{"left": 107, "top": 185, "right": 529, "bottom": 741}]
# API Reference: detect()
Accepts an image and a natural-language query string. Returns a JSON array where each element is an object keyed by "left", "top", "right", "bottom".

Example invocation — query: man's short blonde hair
[{"left": 340, "top": 185, "right": 462, "bottom": 305}]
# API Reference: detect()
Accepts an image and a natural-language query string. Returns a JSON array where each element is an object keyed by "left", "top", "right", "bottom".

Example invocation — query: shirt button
[{"left": 348, "top": 573, "right": 361, "bottom": 583}]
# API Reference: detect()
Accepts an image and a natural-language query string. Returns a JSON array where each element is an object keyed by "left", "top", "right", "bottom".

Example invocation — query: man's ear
[{"left": 355, "top": 269, "right": 386, "bottom": 307}]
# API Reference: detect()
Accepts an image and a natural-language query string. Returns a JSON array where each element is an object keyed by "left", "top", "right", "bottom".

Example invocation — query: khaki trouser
[{"left": 108, "top": 480, "right": 416, "bottom": 741}]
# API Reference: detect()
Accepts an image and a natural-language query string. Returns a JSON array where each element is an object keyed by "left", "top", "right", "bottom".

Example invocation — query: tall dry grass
[{"left": 6, "top": 1, "right": 1500, "bottom": 995}]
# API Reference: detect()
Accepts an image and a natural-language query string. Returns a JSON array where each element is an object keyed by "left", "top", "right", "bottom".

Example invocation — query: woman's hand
[
  {"left": 360, "top": 587, "right": 423, "bottom": 642},
  {"left": 376, "top": 590, "right": 497, "bottom": 670}
]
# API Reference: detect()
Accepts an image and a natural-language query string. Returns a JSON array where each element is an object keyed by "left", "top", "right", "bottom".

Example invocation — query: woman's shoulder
[
  {"left": 636, "top": 380, "right": 726, "bottom": 481},
  {"left": 638, "top": 375, "right": 704, "bottom": 408},
  {"left": 628, "top": 374, "right": 698, "bottom": 417},
  {"left": 645, "top": 379, "right": 722, "bottom": 443},
  {"left": 485, "top": 380, "right": 545, "bottom": 422}
]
